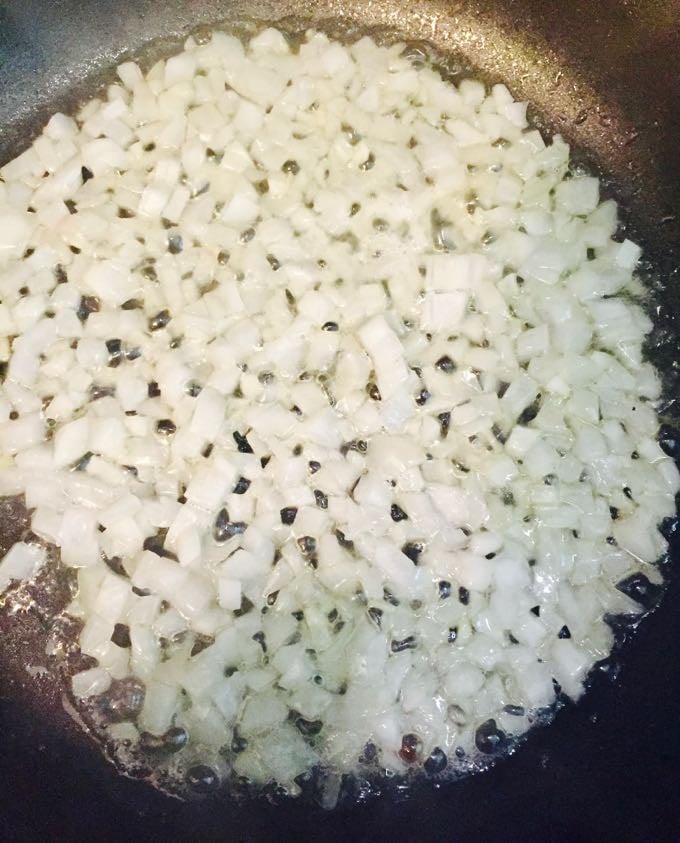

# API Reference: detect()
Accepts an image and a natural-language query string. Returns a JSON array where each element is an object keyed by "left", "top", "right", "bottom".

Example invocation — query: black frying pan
[{"left": 0, "top": 1, "right": 679, "bottom": 839}]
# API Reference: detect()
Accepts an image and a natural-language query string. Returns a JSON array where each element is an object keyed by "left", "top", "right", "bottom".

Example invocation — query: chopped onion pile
[{"left": 0, "top": 27, "right": 677, "bottom": 801}]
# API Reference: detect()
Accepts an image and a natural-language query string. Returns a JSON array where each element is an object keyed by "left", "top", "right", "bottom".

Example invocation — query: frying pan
[{"left": 0, "top": 0, "right": 679, "bottom": 839}]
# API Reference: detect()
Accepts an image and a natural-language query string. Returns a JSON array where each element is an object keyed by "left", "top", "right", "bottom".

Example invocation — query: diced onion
[{"left": 0, "top": 27, "right": 673, "bottom": 805}]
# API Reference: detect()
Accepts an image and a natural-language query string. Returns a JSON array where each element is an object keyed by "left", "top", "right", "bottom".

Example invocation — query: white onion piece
[{"left": 0, "top": 542, "right": 46, "bottom": 591}]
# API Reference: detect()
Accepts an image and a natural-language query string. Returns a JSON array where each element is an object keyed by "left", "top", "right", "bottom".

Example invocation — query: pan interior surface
[{"left": 0, "top": 0, "right": 678, "bottom": 839}]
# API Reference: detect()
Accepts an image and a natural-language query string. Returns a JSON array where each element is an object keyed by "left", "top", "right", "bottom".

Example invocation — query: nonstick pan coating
[{"left": 0, "top": 1, "right": 678, "bottom": 839}]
